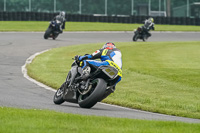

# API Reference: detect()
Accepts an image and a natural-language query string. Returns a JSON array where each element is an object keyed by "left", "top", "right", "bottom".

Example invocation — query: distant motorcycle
[
  {"left": 44, "top": 20, "right": 61, "bottom": 40},
  {"left": 133, "top": 19, "right": 154, "bottom": 42},
  {"left": 132, "top": 27, "right": 149, "bottom": 42},
  {"left": 53, "top": 56, "right": 121, "bottom": 108}
]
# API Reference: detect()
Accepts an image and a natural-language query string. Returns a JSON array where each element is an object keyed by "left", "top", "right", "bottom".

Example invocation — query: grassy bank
[
  {"left": 26, "top": 41, "right": 200, "bottom": 119},
  {"left": 0, "top": 21, "right": 200, "bottom": 31},
  {"left": 0, "top": 107, "right": 200, "bottom": 133}
]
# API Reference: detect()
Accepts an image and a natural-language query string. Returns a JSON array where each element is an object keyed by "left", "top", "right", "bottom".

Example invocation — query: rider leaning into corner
[
  {"left": 142, "top": 17, "right": 155, "bottom": 37},
  {"left": 75, "top": 42, "right": 122, "bottom": 90},
  {"left": 52, "top": 11, "right": 66, "bottom": 33}
]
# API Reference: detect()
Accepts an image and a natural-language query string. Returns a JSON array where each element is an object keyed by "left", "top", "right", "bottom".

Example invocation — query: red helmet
[{"left": 102, "top": 42, "right": 116, "bottom": 50}]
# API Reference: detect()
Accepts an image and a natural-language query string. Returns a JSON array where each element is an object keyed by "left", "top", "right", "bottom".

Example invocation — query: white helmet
[
  {"left": 148, "top": 17, "right": 154, "bottom": 23},
  {"left": 59, "top": 11, "right": 65, "bottom": 18}
]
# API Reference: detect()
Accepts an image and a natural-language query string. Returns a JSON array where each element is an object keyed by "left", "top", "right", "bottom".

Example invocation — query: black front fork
[{"left": 68, "top": 66, "right": 78, "bottom": 87}]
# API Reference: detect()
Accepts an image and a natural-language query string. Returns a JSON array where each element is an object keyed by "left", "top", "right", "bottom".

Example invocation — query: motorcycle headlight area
[{"left": 56, "top": 20, "right": 61, "bottom": 24}]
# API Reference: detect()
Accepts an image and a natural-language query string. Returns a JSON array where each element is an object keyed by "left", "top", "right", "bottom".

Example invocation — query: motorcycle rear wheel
[
  {"left": 78, "top": 78, "right": 107, "bottom": 108},
  {"left": 53, "top": 33, "right": 59, "bottom": 40},
  {"left": 142, "top": 35, "right": 147, "bottom": 42}
]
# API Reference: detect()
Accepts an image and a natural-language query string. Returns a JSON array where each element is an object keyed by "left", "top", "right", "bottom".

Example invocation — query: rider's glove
[
  {"left": 74, "top": 55, "right": 80, "bottom": 62},
  {"left": 75, "top": 55, "right": 88, "bottom": 62}
]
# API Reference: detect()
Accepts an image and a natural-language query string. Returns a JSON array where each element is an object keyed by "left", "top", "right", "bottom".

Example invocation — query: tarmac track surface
[{"left": 0, "top": 31, "right": 200, "bottom": 123}]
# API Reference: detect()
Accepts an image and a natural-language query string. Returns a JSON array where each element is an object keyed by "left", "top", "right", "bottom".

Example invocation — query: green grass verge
[
  {"left": 0, "top": 21, "right": 200, "bottom": 31},
  {"left": 26, "top": 41, "right": 200, "bottom": 119},
  {"left": 0, "top": 107, "right": 200, "bottom": 133}
]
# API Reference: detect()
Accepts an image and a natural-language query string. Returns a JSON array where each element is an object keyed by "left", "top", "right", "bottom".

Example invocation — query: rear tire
[
  {"left": 53, "top": 32, "right": 59, "bottom": 40},
  {"left": 142, "top": 35, "right": 147, "bottom": 42},
  {"left": 78, "top": 78, "right": 107, "bottom": 108}
]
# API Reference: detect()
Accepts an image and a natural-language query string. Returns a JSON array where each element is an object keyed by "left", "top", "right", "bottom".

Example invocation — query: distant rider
[
  {"left": 75, "top": 42, "right": 122, "bottom": 89},
  {"left": 142, "top": 17, "right": 155, "bottom": 37},
  {"left": 52, "top": 11, "right": 66, "bottom": 33}
]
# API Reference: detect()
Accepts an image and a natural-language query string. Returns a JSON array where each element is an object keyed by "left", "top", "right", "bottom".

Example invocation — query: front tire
[
  {"left": 53, "top": 83, "right": 65, "bottom": 104},
  {"left": 133, "top": 33, "right": 139, "bottom": 41},
  {"left": 44, "top": 27, "right": 52, "bottom": 39},
  {"left": 78, "top": 78, "right": 107, "bottom": 108}
]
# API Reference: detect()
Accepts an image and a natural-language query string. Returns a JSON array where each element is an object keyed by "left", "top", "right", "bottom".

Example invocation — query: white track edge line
[{"left": 21, "top": 49, "right": 56, "bottom": 92}]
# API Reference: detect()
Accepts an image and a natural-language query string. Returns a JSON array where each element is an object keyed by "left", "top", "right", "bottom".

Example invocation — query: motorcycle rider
[
  {"left": 142, "top": 17, "right": 155, "bottom": 37},
  {"left": 75, "top": 42, "right": 122, "bottom": 88},
  {"left": 52, "top": 11, "right": 66, "bottom": 33}
]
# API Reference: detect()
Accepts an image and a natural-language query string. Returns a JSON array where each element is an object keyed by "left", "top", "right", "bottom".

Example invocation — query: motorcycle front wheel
[
  {"left": 44, "top": 27, "right": 52, "bottom": 39},
  {"left": 78, "top": 78, "right": 107, "bottom": 108},
  {"left": 133, "top": 33, "right": 139, "bottom": 41},
  {"left": 53, "top": 83, "right": 65, "bottom": 104}
]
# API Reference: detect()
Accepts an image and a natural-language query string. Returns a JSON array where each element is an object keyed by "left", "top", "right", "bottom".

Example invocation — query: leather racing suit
[{"left": 78, "top": 47, "right": 122, "bottom": 85}]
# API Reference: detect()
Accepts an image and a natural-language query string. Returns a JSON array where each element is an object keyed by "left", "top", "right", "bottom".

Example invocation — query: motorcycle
[
  {"left": 133, "top": 20, "right": 154, "bottom": 42},
  {"left": 53, "top": 57, "right": 121, "bottom": 108},
  {"left": 132, "top": 26, "right": 149, "bottom": 42},
  {"left": 44, "top": 20, "right": 61, "bottom": 40}
]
